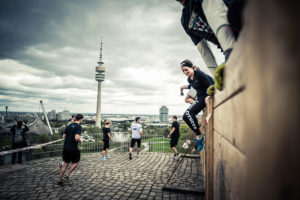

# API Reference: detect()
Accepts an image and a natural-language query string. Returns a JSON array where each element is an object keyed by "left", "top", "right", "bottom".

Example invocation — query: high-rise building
[
  {"left": 159, "top": 106, "right": 169, "bottom": 122},
  {"left": 47, "top": 110, "right": 56, "bottom": 120},
  {"left": 57, "top": 110, "right": 70, "bottom": 121},
  {"left": 95, "top": 37, "right": 105, "bottom": 127}
]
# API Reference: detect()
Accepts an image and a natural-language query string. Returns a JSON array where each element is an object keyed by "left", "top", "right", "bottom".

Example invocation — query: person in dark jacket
[
  {"left": 10, "top": 120, "right": 29, "bottom": 164},
  {"left": 176, "top": 0, "right": 220, "bottom": 75},
  {"left": 176, "top": 0, "right": 236, "bottom": 62},
  {"left": 180, "top": 59, "right": 214, "bottom": 152}
]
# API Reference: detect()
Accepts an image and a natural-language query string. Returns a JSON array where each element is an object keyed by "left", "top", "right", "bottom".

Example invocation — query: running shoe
[
  {"left": 129, "top": 152, "right": 132, "bottom": 160},
  {"left": 174, "top": 154, "right": 181, "bottom": 160},
  {"left": 62, "top": 175, "right": 71, "bottom": 183},
  {"left": 195, "top": 135, "right": 205, "bottom": 152},
  {"left": 104, "top": 155, "right": 110, "bottom": 159},
  {"left": 54, "top": 181, "right": 63, "bottom": 186},
  {"left": 136, "top": 154, "right": 140, "bottom": 158},
  {"left": 100, "top": 157, "right": 106, "bottom": 161}
]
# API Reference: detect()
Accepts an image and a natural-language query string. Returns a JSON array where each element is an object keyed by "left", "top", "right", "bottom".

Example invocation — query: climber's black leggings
[{"left": 182, "top": 98, "right": 206, "bottom": 136}]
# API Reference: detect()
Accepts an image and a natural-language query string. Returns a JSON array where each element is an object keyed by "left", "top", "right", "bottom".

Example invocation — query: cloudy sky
[{"left": 0, "top": 0, "right": 224, "bottom": 115}]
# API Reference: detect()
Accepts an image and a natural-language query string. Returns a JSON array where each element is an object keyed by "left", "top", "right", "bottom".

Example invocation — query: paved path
[
  {"left": 164, "top": 156, "right": 204, "bottom": 193},
  {"left": 0, "top": 153, "right": 204, "bottom": 200}
]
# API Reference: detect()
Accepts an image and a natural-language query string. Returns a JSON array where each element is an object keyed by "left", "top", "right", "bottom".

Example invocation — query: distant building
[
  {"left": 47, "top": 110, "right": 56, "bottom": 120},
  {"left": 57, "top": 110, "right": 70, "bottom": 121},
  {"left": 159, "top": 106, "right": 168, "bottom": 122}
]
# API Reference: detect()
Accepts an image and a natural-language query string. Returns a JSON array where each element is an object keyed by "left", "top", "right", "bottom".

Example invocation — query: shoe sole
[{"left": 54, "top": 182, "right": 64, "bottom": 187}]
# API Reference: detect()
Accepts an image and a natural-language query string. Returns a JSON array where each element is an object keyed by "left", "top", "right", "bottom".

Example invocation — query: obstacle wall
[{"left": 204, "top": 0, "right": 300, "bottom": 199}]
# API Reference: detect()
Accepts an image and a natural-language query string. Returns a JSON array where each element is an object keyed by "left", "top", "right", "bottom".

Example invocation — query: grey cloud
[
  {"left": 0, "top": 0, "right": 68, "bottom": 58},
  {"left": 0, "top": 0, "right": 220, "bottom": 114},
  {"left": 0, "top": 0, "right": 186, "bottom": 76}
]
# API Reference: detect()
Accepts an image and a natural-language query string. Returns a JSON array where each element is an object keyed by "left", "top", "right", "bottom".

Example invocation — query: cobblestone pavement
[
  {"left": 0, "top": 153, "right": 204, "bottom": 200},
  {"left": 165, "top": 156, "right": 204, "bottom": 192}
]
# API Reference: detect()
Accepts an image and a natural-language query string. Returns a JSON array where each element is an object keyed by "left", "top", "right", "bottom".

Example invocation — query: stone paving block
[{"left": 0, "top": 153, "right": 203, "bottom": 199}]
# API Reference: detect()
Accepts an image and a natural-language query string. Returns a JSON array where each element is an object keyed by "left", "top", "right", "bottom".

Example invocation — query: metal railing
[
  {"left": 0, "top": 134, "right": 196, "bottom": 165},
  {"left": 30, "top": 135, "right": 169, "bottom": 159}
]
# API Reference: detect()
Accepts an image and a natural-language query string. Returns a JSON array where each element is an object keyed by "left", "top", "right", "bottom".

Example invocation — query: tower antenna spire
[{"left": 98, "top": 36, "right": 104, "bottom": 65}]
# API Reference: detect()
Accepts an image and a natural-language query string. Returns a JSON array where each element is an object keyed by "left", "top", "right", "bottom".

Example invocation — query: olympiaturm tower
[{"left": 95, "top": 37, "right": 105, "bottom": 127}]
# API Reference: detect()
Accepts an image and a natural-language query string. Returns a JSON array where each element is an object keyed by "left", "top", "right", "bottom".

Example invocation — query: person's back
[
  {"left": 101, "top": 120, "right": 113, "bottom": 161},
  {"left": 129, "top": 117, "right": 143, "bottom": 160},
  {"left": 172, "top": 120, "right": 180, "bottom": 139},
  {"left": 13, "top": 127, "right": 24, "bottom": 144},
  {"left": 10, "top": 121, "right": 29, "bottom": 164},
  {"left": 102, "top": 127, "right": 110, "bottom": 141},
  {"left": 64, "top": 123, "right": 82, "bottom": 150},
  {"left": 169, "top": 116, "right": 180, "bottom": 159},
  {"left": 131, "top": 122, "right": 142, "bottom": 139},
  {"left": 55, "top": 114, "right": 83, "bottom": 186}
]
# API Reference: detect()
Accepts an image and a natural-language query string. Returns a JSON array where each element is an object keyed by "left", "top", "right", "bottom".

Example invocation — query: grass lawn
[{"left": 143, "top": 137, "right": 172, "bottom": 153}]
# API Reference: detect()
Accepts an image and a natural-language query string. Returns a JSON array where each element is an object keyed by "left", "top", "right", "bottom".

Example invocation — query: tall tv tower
[{"left": 95, "top": 36, "right": 105, "bottom": 127}]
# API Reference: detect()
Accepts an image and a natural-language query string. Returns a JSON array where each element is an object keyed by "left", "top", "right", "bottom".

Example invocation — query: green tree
[
  {"left": 180, "top": 124, "right": 190, "bottom": 135},
  {"left": 0, "top": 136, "right": 12, "bottom": 149},
  {"left": 164, "top": 127, "right": 171, "bottom": 137},
  {"left": 50, "top": 133, "right": 61, "bottom": 141},
  {"left": 83, "top": 126, "right": 101, "bottom": 134},
  {"left": 37, "top": 134, "right": 49, "bottom": 143}
]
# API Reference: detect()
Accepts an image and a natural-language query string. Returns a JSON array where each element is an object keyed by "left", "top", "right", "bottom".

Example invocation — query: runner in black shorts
[
  {"left": 63, "top": 149, "right": 80, "bottom": 163},
  {"left": 129, "top": 117, "right": 143, "bottom": 160},
  {"left": 101, "top": 120, "right": 114, "bottom": 161},
  {"left": 130, "top": 138, "right": 141, "bottom": 149},
  {"left": 168, "top": 116, "right": 180, "bottom": 159},
  {"left": 55, "top": 114, "right": 84, "bottom": 186}
]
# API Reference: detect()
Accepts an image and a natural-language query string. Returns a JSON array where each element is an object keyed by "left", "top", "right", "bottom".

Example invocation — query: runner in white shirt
[{"left": 129, "top": 117, "right": 143, "bottom": 160}]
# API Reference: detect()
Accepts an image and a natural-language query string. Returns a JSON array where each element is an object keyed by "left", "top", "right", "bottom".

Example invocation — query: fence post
[{"left": 163, "top": 136, "right": 165, "bottom": 153}]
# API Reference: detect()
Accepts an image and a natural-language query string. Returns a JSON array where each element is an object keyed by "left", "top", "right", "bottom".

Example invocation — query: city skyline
[{"left": 0, "top": 0, "right": 224, "bottom": 115}]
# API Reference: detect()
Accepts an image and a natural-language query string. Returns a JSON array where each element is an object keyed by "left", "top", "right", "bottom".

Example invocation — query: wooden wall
[{"left": 204, "top": 0, "right": 300, "bottom": 199}]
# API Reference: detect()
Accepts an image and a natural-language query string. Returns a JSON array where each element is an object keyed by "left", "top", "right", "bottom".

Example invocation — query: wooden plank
[
  {"left": 181, "top": 155, "right": 200, "bottom": 158},
  {"left": 213, "top": 32, "right": 246, "bottom": 108},
  {"left": 212, "top": 130, "right": 221, "bottom": 200},
  {"left": 205, "top": 97, "right": 214, "bottom": 200},
  {"left": 213, "top": 130, "right": 247, "bottom": 200},
  {"left": 243, "top": 1, "right": 300, "bottom": 199},
  {"left": 162, "top": 185, "right": 205, "bottom": 194},
  {"left": 200, "top": 108, "right": 207, "bottom": 180},
  {"left": 213, "top": 91, "right": 248, "bottom": 153}
]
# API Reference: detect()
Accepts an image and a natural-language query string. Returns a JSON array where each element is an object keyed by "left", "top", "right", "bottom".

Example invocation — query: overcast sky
[{"left": 0, "top": 0, "right": 224, "bottom": 115}]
